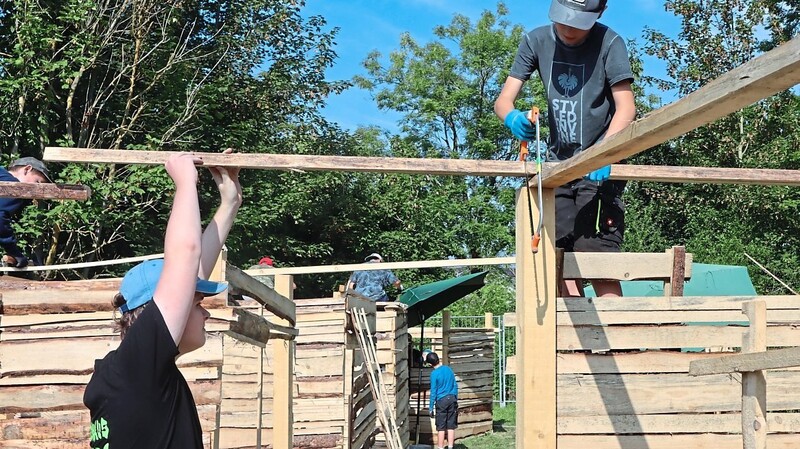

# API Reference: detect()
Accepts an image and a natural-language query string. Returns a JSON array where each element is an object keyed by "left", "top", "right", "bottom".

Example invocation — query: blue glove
[
  {"left": 503, "top": 109, "right": 536, "bottom": 141},
  {"left": 585, "top": 165, "right": 611, "bottom": 183}
]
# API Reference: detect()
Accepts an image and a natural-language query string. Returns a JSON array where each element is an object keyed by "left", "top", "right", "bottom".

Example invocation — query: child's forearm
[
  {"left": 165, "top": 185, "right": 202, "bottom": 266},
  {"left": 198, "top": 201, "right": 240, "bottom": 279}
]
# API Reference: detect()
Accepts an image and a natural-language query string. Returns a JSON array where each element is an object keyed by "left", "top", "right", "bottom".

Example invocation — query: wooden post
[
  {"left": 210, "top": 248, "right": 226, "bottom": 449},
  {"left": 272, "top": 274, "right": 295, "bottom": 449},
  {"left": 664, "top": 246, "right": 686, "bottom": 297},
  {"left": 515, "top": 186, "right": 557, "bottom": 449},
  {"left": 484, "top": 312, "right": 493, "bottom": 330},
  {"left": 742, "top": 300, "right": 767, "bottom": 449},
  {"left": 343, "top": 341, "right": 355, "bottom": 448},
  {"left": 209, "top": 247, "right": 227, "bottom": 283},
  {"left": 442, "top": 310, "right": 451, "bottom": 365}
]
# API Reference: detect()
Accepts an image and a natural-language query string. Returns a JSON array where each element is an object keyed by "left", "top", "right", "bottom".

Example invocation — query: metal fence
[{"left": 414, "top": 314, "right": 516, "bottom": 406}]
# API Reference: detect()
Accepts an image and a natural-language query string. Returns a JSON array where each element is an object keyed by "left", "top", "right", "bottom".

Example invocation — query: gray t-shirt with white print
[{"left": 509, "top": 23, "right": 634, "bottom": 161}]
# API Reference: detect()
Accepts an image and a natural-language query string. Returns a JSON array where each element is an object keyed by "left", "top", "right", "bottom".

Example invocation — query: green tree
[
  {"left": 0, "top": 0, "right": 348, "bottom": 280},
  {"left": 349, "top": 4, "right": 532, "bottom": 313}
]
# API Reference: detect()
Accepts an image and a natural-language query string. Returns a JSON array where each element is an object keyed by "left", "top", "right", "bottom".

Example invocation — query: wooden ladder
[{"left": 351, "top": 307, "right": 404, "bottom": 449}]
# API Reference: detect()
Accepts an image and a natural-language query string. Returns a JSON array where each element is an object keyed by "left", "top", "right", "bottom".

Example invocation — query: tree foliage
[
  {"left": 0, "top": 0, "right": 349, "bottom": 281},
  {"left": 625, "top": 0, "right": 800, "bottom": 294}
]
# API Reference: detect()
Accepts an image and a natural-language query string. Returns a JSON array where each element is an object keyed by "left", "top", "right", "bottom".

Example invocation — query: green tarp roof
[{"left": 399, "top": 271, "right": 488, "bottom": 327}]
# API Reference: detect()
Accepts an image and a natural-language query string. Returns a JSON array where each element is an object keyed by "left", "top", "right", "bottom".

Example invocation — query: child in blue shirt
[{"left": 427, "top": 352, "right": 458, "bottom": 449}]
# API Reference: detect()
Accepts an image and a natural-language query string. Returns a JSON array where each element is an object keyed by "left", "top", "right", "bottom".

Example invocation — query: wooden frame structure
[{"left": 30, "top": 33, "right": 799, "bottom": 449}]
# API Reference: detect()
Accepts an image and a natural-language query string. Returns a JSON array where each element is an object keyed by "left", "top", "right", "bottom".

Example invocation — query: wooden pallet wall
[{"left": 554, "top": 295, "right": 800, "bottom": 449}]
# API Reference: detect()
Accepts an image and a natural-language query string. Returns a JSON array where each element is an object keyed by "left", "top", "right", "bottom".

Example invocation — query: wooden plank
[
  {"left": 0, "top": 253, "right": 162, "bottom": 273},
  {"left": 0, "top": 335, "right": 222, "bottom": 376},
  {"left": 442, "top": 310, "right": 450, "bottom": 365},
  {"left": 555, "top": 309, "right": 766, "bottom": 325},
  {"left": 248, "top": 256, "right": 515, "bottom": 276},
  {"left": 0, "top": 278, "right": 121, "bottom": 291},
  {"left": 742, "top": 300, "right": 767, "bottom": 449},
  {"left": 555, "top": 295, "right": 800, "bottom": 312},
  {"left": 0, "top": 380, "right": 220, "bottom": 412},
  {"left": 225, "top": 308, "right": 270, "bottom": 346},
  {"left": 665, "top": 246, "right": 686, "bottom": 296},
  {"left": 562, "top": 251, "right": 692, "bottom": 281},
  {"left": 558, "top": 434, "right": 799, "bottom": 449},
  {"left": 557, "top": 371, "right": 800, "bottom": 416},
  {"left": 226, "top": 264, "right": 295, "bottom": 325},
  {"left": 0, "top": 181, "right": 90, "bottom": 200},
  {"left": 44, "top": 146, "right": 531, "bottom": 176},
  {"left": 538, "top": 35, "right": 800, "bottom": 187},
  {"left": 558, "top": 412, "right": 800, "bottom": 434},
  {"left": 558, "top": 351, "right": 738, "bottom": 374},
  {"left": 557, "top": 324, "right": 800, "bottom": 351},
  {"left": 0, "top": 287, "right": 225, "bottom": 314},
  {"left": 690, "top": 346, "right": 800, "bottom": 376},
  {"left": 504, "top": 309, "right": 800, "bottom": 326},
  {"left": 272, "top": 274, "right": 295, "bottom": 449},
  {"left": 610, "top": 164, "right": 800, "bottom": 186},
  {"left": 515, "top": 186, "right": 557, "bottom": 449}
]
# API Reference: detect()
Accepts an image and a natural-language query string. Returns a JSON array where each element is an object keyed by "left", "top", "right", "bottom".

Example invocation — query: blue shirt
[
  {"left": 0, "top": 167, "right": 28, "bottom": 258},
  {"left": 349, "top": 266, "right": 399, "bottom": 301},
  {"left": 429, "top": 365, "right": 458, "bottom": 411}
]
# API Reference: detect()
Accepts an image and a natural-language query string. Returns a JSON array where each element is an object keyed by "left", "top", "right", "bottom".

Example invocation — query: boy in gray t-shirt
[{"left": 494, "top": 0, "right": 636, "bottom": 297}]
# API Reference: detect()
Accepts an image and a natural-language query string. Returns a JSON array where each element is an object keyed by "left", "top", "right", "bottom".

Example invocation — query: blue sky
[{"left": 302, "top": 0, "right": 683, "bottom": 131}]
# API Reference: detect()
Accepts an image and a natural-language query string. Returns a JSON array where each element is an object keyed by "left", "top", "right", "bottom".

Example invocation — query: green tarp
[
  {"left": 399, "top": 271, "right": 488, "bottom": 327},
  {"left": 584, "top": 263, "right": 757, "bottom": 297}
]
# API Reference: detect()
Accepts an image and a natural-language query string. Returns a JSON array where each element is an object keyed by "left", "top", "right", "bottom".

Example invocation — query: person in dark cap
[
  {"left": 347, "top": 252, "right": 402, "bottom": 301},
  {"left": 495, "top": 0, "right": 635, "bottom": 297},
  {"left": 83, "top": 150, "right": 242, "bottom": 449},
  {"left": 0, "top": 157, "right": 53, "bottom": 268}
]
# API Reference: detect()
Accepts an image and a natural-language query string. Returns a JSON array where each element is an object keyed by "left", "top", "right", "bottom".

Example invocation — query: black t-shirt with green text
[{"left": 83, "top": 303, "right": 204, "bottom": 449}]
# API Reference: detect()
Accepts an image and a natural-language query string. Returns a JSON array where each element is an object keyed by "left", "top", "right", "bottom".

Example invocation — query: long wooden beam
[
  {"left": 609, "top": 165, "right": 800, "bottom": 186},
  {"left": 689, "top": 346, "right": 800, "bottom": 376},
  {"left": 538, "top": 35, "right": 800, "bottom": 187},
  {"left": 245, "top": 257, "right": 514, "bottom": 276},
  {"left": 44, "top": 147, "right": 800, "bottom": 187},
  {"left": 44, "top": 147, "right": 526, "bottom": 177},
  {"left": 0, "top": 253, "right": 164, "bottom": 273},
  {"left": 0, "top": 181, "right": 90, "bottom": 200}
]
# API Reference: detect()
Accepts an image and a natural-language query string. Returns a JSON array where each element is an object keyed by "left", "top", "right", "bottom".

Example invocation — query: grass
[{"left": 455, "top": 404, "right": 516, "bottom": 449}]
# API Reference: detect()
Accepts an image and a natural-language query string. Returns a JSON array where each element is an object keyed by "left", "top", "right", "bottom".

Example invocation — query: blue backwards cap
[{"left": 118, "top": 259, "right": 228, "bottom": 313}]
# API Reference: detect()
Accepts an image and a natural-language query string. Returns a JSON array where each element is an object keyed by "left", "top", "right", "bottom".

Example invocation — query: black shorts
[
  {"left": 435, "top": 395, "right": 458, "bottom": 431},
  {"left": 555, "top": 179, "right": 625, "bottom": 252}
]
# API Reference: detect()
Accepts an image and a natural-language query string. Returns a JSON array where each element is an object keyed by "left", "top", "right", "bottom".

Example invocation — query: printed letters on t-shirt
[{"left": 550, "top": 61, "right": 585, "bottom": 146}]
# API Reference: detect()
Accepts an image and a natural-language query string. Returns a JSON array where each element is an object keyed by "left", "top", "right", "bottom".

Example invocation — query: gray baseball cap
[
  {"left": 549, "top": 0, "right": 606, "bottom": 30},
  {"left": 9, "top": 157, "right": 52, "bottom": 182}
]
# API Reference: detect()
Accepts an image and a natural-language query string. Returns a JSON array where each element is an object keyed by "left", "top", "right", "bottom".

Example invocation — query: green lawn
[{"left": 456, "top": 404, "right": 515, "bottom": 449}]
